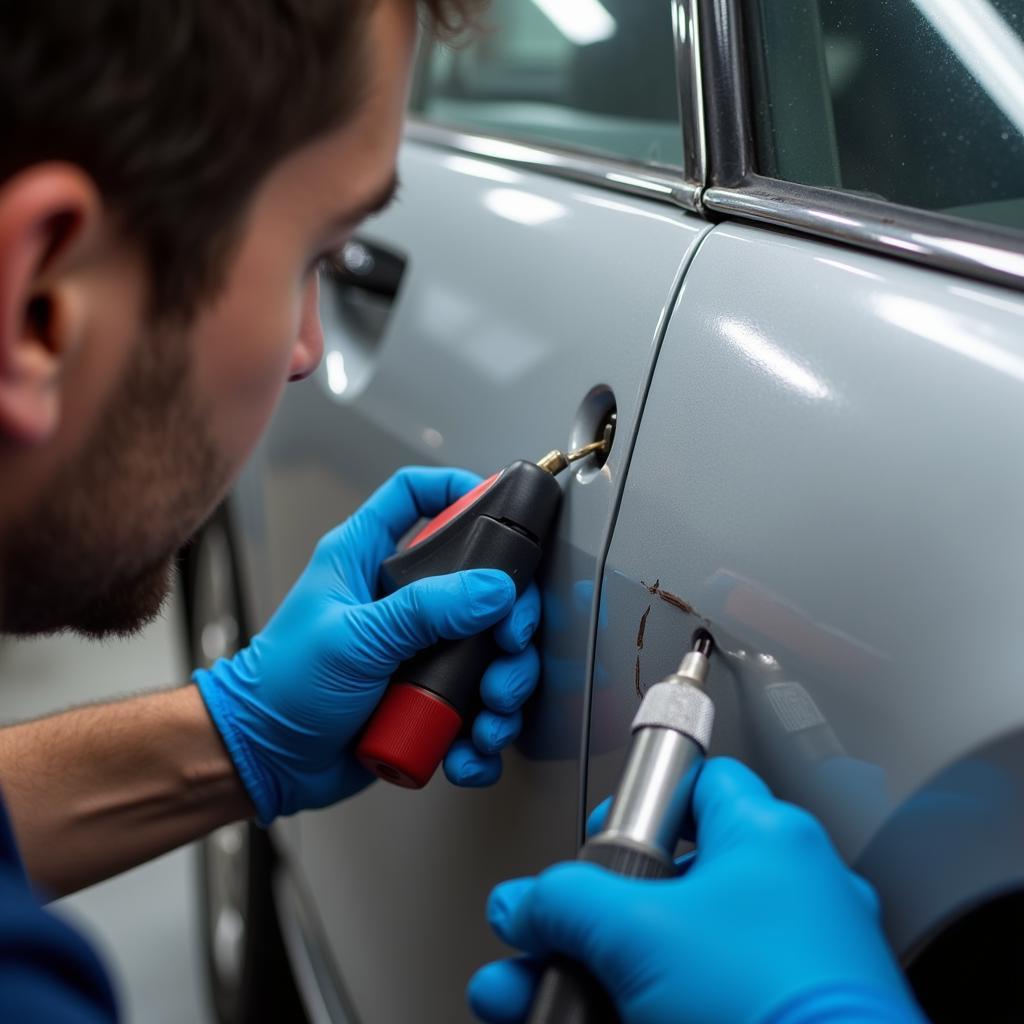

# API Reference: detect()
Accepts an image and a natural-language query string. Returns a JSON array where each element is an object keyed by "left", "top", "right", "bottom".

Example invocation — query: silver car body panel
[
  {"left": 405, "top": 119, "right": 702, "bottom": 212},
  {"left": 231, "top": 136, "right": 709, "bottom": 1022},
  {"left": 591, "top": 222, "right": 1024, "bottom": 956},
  {"left": 223, "top": 1, "right": 1024, "bottom": 1012}
]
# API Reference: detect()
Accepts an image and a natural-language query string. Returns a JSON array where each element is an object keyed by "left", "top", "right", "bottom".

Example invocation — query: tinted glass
[
  {"left": 747, "top": 0, "right": 1024, "bottom": 229},
  {"left": 413, "top": 0, "right": 682, "bottom": 167}
]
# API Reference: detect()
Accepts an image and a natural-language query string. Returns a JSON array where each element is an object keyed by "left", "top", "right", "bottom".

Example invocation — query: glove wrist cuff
[
  {"left": 193, "top": 666, "right": 278, "bottom": 826},
  {"left": 764, "top": 983, "right": 928, "bottom": 1024}
]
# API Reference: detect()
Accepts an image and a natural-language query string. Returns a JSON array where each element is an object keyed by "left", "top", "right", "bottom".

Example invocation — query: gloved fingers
[
  {"left": 581, "top": 767, "right": 736, "bottom": 852},
  {"left": 321, "top": 467, "right": 483, "bottom": 584},
  {"left": 472, "top": 709, "right": 523, "bottom": 755},
  {"left": 486, "top": 876, "right": 537, "bottom": 947},
  {"left": 361, "top": 569, "right": 515, "bottom": 671},
  {"left": 696, "top": 758, "right": 841, "bottom": 866},
  {"left": 467, "top": 956, "right": 541, "bottom": 1024},
  {"left": 480, "top": 646, "right": 540, "bottom": 714},
  {"left": 851, "top": 872, "right": 883, "bottom": 917},
  {"left": 493, "top": 582, "right": 541, "bottom": 653},
  {"left": 590, "top": 761, "right": 778, "bottom": 853},
  {"left": 691, "top": 756, "right": 779, "bottom": 855},
  {"left": 487, "top": 863, "right": 627, "bottom": 959},
  {"left": 444, "top": 738, "right": 503, "bottom": 787},
  {"left": 585, "top": 797, "right": 612, "bottom": 837},
  {"left": 362, "top": 466, "right": 483, "bottom": 544}
]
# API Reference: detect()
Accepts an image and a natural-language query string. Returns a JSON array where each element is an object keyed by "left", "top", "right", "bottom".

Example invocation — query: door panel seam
[{"left": 575, "top": 221, "right": 717, "bottom": 843}]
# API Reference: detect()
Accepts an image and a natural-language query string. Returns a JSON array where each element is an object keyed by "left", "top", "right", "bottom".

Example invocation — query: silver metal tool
[
  {"left": 527, "top": 632, "right": 715, "bottom": 1024},
  {"left": 590, "top": 632, "right": 714, "bottom": 866}
]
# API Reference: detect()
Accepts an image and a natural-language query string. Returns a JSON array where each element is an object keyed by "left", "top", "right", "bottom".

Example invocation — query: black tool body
[{"left": 355, "top": 460, "right": 561, "bottom": 788}]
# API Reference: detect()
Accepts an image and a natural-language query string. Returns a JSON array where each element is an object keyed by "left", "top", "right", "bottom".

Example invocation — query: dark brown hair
[{"left": 0, "top": 1, "right": 479, "bottom": 320}]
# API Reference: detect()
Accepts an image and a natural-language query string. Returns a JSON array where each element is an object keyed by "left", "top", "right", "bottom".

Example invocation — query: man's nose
[{"left": 289, "top": 274, "right": 325, "bottom": 382}]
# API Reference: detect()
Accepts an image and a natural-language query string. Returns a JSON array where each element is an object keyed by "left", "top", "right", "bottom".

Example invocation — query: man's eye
[{"left": 313, "top": 248, "right": 345, "bottom": 278}]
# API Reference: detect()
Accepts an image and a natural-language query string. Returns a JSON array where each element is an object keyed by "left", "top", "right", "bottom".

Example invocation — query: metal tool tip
[{"left": 691, "top": 630, "right": 713, "bottom": 658}]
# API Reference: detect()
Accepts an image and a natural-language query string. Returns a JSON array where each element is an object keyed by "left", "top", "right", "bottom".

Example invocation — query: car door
[
  {"left": 229, "top": 3, "right": 710, "bottom": 1020},
  {"left": 590, "top": 2, "right": 1024, "bottom": 1020}
]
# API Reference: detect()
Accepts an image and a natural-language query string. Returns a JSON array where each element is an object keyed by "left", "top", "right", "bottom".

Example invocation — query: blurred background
[{"left": 0, "top": 596, "right": 214, "bottom": 1024}]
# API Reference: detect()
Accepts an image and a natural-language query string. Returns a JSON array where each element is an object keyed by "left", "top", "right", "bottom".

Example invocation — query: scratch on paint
[
  {"left": 641, "top": 578, "right": 696, "bottom": 616},
  {"left": 657, "top": 589, "right": 695, "bottom": 614},
  {"left": 636, "top": 581, "right": 713, "bottom": 702},
  {"left": 636, "top": 604, "right": 652, "bottom": 650}
]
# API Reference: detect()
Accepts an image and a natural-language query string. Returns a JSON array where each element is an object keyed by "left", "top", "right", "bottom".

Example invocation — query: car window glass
[
  {"left": 746, "top": 0, "right": 1024, "bottom": 230},
  {"left": 412, "top": 0, "right": 683, "bottom": 168}
]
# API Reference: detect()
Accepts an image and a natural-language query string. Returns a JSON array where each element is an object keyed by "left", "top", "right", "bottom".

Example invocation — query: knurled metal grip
[{"left": 630, "top": 682, "right": 714, "bottom": 751}]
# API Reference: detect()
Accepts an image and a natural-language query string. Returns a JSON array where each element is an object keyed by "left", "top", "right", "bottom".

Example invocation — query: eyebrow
[{"left": 343, "top": 171, "right": 401, "bottom": 226}]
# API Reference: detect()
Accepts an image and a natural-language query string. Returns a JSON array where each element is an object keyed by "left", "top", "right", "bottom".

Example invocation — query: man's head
[{"left": 0, "top": 0, "right": 476, "bottom": 637}]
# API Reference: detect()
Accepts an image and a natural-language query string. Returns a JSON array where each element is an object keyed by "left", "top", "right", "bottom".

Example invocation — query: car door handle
[
  {"left": 322, "top": 238, "right": 406, "bottom": 301},
  {"left": 317, "top": 238, "right": 406, "bottom": 399}
]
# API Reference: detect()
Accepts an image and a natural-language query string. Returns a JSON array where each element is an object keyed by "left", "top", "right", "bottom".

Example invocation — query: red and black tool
[{"left": 356, "top": 440, "right": 609, "bottom": 789}]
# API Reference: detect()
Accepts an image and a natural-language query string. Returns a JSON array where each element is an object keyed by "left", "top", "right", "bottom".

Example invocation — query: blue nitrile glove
[
  {"left": 469, "top": 758, "right": 928, "bottom": 1024},
  {"left": 194, "top": 467, "right": 542, "bottom": 825}
]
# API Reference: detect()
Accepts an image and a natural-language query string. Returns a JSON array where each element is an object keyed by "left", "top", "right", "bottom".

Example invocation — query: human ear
[{"left": 0, "top": 163, "right": 100, "bottom": 445}]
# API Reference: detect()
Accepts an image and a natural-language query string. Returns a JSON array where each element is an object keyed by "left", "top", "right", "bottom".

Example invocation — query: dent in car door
[
  {"left": 232, "top": 140, "right": 708, "bottom": 1021},
  {"left": 592, "top": 223, "right": 1024, "bottom": 960}
]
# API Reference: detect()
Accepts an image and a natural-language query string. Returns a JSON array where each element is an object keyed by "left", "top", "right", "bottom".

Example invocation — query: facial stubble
[{"left": 1, "top": 327, "right": 226, "bottom": 638}]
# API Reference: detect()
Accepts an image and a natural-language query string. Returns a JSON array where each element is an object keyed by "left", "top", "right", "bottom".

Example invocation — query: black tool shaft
[{"left": 526, "top": 840, "right": 675, "bottom": 1024}]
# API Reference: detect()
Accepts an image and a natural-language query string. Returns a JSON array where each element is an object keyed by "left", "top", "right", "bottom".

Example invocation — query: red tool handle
[{"left": 406, "top": 473, "right": 501, "bottom": 549}]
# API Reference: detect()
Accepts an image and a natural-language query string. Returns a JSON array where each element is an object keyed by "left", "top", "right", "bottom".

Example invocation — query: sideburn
[{"left": 0, "top": 328, "right": 225, "bottom": 638}]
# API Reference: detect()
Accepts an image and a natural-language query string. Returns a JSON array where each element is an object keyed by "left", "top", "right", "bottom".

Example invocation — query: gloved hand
[
  {"left": 469, "top": 758, "right": 928, "bottom": 1024},
  {"left": 194, "top": 467, "right": 542, "bottom": 825}
]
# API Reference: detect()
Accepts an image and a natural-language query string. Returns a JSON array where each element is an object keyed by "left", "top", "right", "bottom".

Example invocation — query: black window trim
[{"left": 698, "top": 0, "right": 1024, "bottom": 292}]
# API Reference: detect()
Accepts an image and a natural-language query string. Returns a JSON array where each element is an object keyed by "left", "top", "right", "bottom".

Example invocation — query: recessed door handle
[{"left": 322, "top": 238, "right": 406, "bottom": 300}]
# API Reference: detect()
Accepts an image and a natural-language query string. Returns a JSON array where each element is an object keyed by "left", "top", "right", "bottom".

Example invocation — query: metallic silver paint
[
  {"left": 591, "top": 222, "right": 1024, "bottom": 956},
  {"left": 406, "top": 119, "right": 702, "bottom": 212},
  {"left": 231, "top": 138, "right": 708, "bottom": 1022},
  {"left": 407, "top": 115, "right": 1024, "bottom": 302}
]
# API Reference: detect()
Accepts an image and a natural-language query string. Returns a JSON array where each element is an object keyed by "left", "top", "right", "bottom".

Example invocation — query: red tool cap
[{"left": 356, "top": 682, "right": 463, "bottom": 789}]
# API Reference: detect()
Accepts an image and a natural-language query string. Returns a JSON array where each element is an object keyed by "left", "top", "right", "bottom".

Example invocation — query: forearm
[{"left": 0, "top": 685, "right": 253, "bottom": 896}]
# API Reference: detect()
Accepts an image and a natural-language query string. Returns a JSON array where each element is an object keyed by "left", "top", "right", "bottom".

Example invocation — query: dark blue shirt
[{"left": 0, "top": 794, "right": 117, "bottom": 1021}]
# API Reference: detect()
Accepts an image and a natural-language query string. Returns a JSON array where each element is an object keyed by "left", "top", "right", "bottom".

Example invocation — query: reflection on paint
[
  {"left": 873, "top": 293, "right": 1024, "bottom": 384},
  {"left": 442, "top": 154, "right": 521, "bottom": 185},
  {"left": 719, "top": 318, "right": 832, "bottom": 401},
  {"left": 814, "top": 256, "right": 885, "bottom": 282},
  {"left": 325, "top": 349, "right": 349, "bottom": 395},
  {"left": 484, "top": 188, "right": 567, "bottom": 226},
  {"left": 606, "top": 172, "right": 674, "bottom": 195}
]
